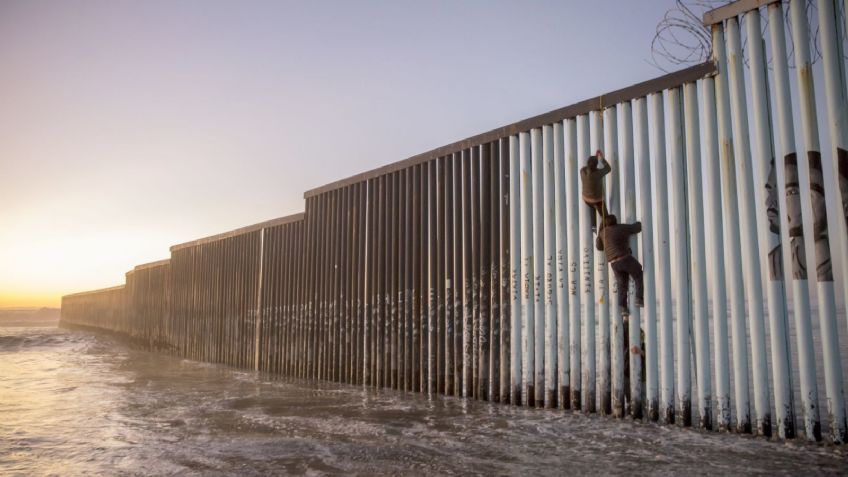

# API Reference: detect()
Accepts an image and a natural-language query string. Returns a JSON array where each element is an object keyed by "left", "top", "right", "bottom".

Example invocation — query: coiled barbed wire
[{"left": 650, "top": 0, "right": 848, "bottom": 73}]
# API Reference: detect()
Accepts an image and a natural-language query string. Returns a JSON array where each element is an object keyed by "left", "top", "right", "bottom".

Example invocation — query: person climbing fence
[
  {"left": 596, "top": 214, "right": 644, "bottom": 316},
  {"left": 580, "top": 149, "right": 611, "bottom": 230}
]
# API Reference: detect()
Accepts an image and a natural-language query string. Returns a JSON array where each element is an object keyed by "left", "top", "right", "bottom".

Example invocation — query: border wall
[{"left": 62, "top": 0, "right": 848, "bottom": 444}]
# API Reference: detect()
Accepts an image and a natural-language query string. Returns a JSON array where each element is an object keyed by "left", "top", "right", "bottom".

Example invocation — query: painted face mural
[
  {"left": 780, "top": 151, "right": 835, "bottom": 281},
  {"left": 783, "top": 153, "right": 806, "bottom": 280},
  {"left": 765, "top": 158, "right": 780, "bottom": 233},
  {"left": 808, "top": 151, "right": 832, "bottom": 282},
  {"left": 839, "top": 148, "right": 847, "bottom": 232},
  {"left": 765, "top": 158, "right": 782, "bottom": 280},
  {"left": 784, "top": 154, "right": 804, "bottom": 238}
]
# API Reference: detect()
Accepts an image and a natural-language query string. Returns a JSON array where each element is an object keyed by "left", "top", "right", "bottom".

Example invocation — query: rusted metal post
[
  {"left": 323, "top": 193, "right": 332, "bottom": 382},
  {"left": 345, "top": 176, "right": 353, "bottom": 381},
  {"left": 286, "top": 225, "right": 294, "bottom": 377},
  {"left": 278, "top": 227, "right": 285, "bottom": 374},
  {"left": 347, "top": 189, "right": 355, "bottom": 383},
  {"left": 445, "top": 155, "right": 455, "bottom": 396},
  {"left": 480, "top": 146, "right": 491, "bottom": 400},
  {"left": 462, "top": 149, "right": 474, "bottom": 398},
  {"left": 301, "top": 202, "right": 312, "bottom": 380},
  {"left": 363, "top": 180, "right": 373, "bottom": 386},
  {"left": 453, "top": 152, "right": 464, "bottom": 398},
  {"left": 428, "top": 160, "right": 438, "bottom": 395},
  {"left": 420, "top": 165, "right": 429, "bottom": 392},
  {"left": 436, "top": 159, "right": 446, "bottom": 395},
  {"left": 281, "top": 226, "right": 288, "bottom": 375},
  {"left": 308, "top": 198, "right": 319, "bottom": 380},
  {"left": 321, "top": 193, "right": 331, "bottom": 382},
  {"left": 377, "top": 177, "right": 386, "bottom": 387},
  {"left": 471, "top": 149, "right": 481, "bottom": 399},
  {"left": 490, "top": 139, "right": 502, "bottom": 402},
  {"left": 411, "top": 169, "right": 421, "bottom": 391},
  {"left": 332, "top": 189, "right": 342, "bottom": 383},
  {"left": 499, "top": 137, "right": 511, "bottom": 403},
  {"left": 388, "top": 181, "right": 397, "bottom": 388},
  {"left": 343, "top": 187, "right": 352, "bottom": 384}
]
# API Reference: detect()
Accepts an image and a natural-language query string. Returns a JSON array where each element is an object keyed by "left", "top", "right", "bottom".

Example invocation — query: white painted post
[
  {"left": 605, "top": 105, "right": 624, "bottom": 418},
  {"left": 618, "top": 100, "right": 642, "bottom": 419},
  {"left": 684, "top": 81, "right": 712, "bottom": 430},
  {"left": 668, "top": 86, "right": 692, "bottom": 427},
  {"left": 789, "top": 0, "right": 847, "bottom": 443},
  {"left": 650, "top": 91, "right": 674, "bottom": 425},
  {"left": 510, "top": 134, "right": 522, "bottom": 405},
  {"left": 818, "top": 0, "right": 848, "bottom": 336},
  {"left": 726, "top": 16, "right": 773, "bottom": 437},
  {"left": 634, "top": 96, "right": 657, "bottom": 421},
  {"left": 767, "top": 1, "right": 820, "bottom": 441},
  {"left": 596, "top": 108, "right": 613, "bottom": 416},
  {"left": 543, "top": 124, "right": 558, "bottom": 408},
  {"left": 711, "top": 23, "right": 750, "bottom": 434},
  {"left": 554, "top": 122, "right": 570, "bottom": 409},
  {"left": 532, "top": 127, "right": 546, "bottom": 408},
  {"left": 520, "top": 131, "right": 535, "bottom": 407},
  {"left": 701, "top": 75, "right": 732, "bottom": 431},
  {"left": 566, "top": 118, "right": 582, "bottom": 410},
  {"left": 578, "top": 114, "right": 596, "bottom": 413},
  {"left": 745, "top": 9, "right": 795, "bottom": 439}
]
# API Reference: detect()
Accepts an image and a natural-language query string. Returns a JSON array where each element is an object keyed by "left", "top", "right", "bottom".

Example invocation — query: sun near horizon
[{"left": 1, "top": 0, "right": 692, "bottom": 310}]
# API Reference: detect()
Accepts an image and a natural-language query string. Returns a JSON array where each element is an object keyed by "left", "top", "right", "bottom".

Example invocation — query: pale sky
[{"left": 1, "top": 0, "right": 690, "bottom": 307}]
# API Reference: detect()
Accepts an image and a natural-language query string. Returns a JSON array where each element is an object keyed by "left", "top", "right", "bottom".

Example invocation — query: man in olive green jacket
[{"left": 580, "top": 150, "right": 611, "bottom": 229}]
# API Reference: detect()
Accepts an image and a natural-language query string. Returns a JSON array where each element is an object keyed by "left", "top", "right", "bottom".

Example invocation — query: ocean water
[{"left": 1, "top": 325, "right": 846, "bottom": 476}]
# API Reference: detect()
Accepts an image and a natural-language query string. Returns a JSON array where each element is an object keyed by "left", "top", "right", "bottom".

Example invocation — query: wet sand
[{"left": 1, "top": 326, "right": 846, "bottom": 475}]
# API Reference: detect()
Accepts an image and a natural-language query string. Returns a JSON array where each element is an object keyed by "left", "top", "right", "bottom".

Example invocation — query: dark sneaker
[
  {"left": 620, "top": 306, "right": 630, "bottom": 317},
  {"left": 635, "top": 298, "right": 644, "bottom": 308}
]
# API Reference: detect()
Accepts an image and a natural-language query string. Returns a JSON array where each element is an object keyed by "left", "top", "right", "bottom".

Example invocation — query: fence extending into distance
[{"left": 62, "top": 0, "right": 848, "bottom": 443}]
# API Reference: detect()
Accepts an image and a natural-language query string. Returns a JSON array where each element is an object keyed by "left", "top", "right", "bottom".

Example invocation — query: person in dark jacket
[
  {"left": 580, "top": 150, "right": 611, "bottom": 228},
  {"left": 596, "top": 214, "right": 644, "bottom": 315}
]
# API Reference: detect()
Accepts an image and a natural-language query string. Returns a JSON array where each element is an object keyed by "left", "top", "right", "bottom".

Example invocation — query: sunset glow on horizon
[{"left": 1, "top": 0, "right": 683, "bottom": 308}]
